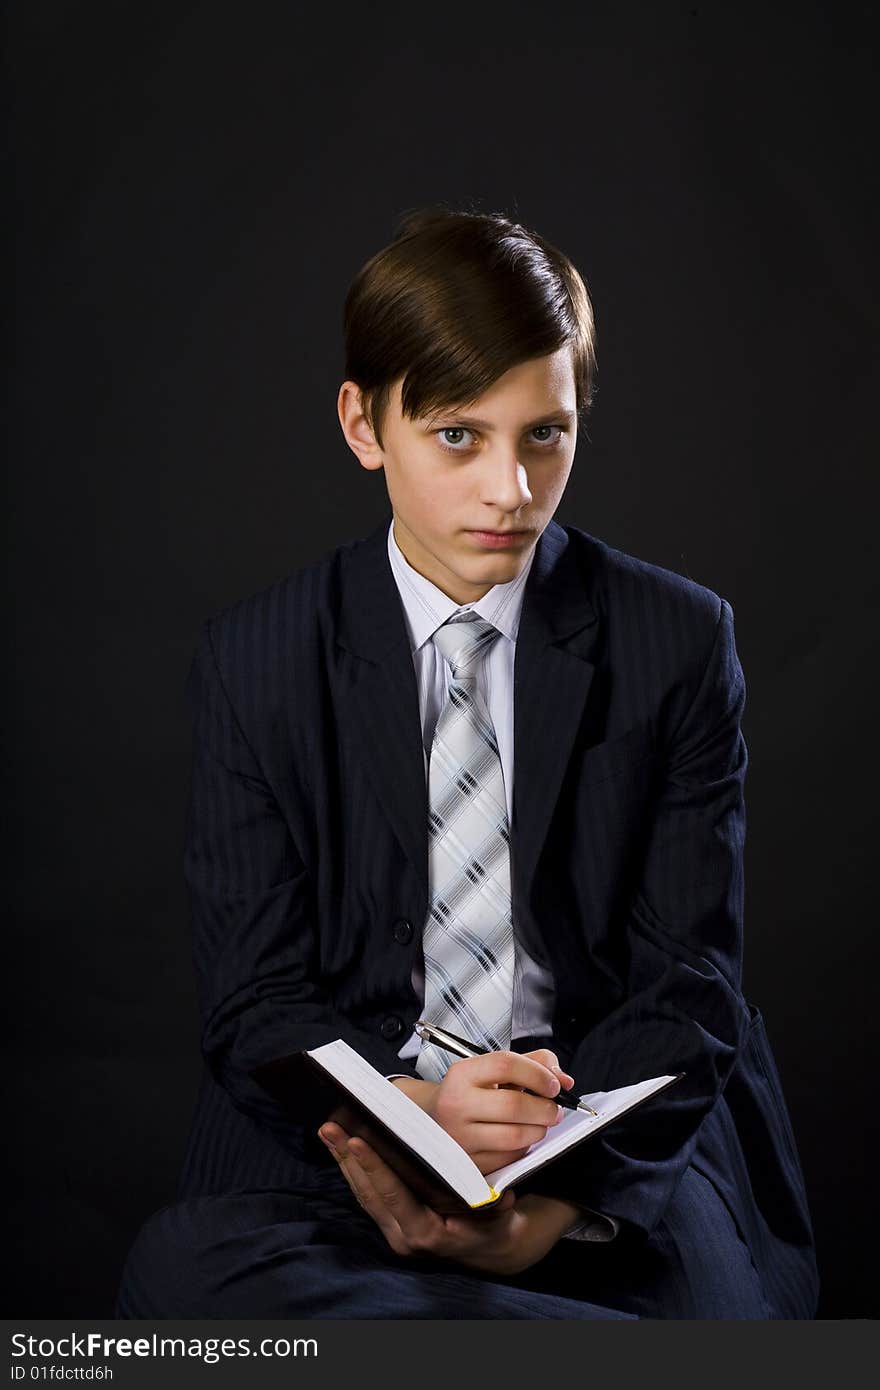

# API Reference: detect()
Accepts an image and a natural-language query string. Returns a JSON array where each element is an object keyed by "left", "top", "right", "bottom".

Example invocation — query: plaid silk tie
[{"left": 415, "top": 612, "right": 515, "bottom": 1083}]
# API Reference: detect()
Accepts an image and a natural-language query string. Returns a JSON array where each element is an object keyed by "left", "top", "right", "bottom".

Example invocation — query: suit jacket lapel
[
  {"left": 511, "top": 520, "right": 599, "bottom": 895},
  {"left": 335, "top": 513, "right": 599, "bottom": 903},
  {"left": 335, "top": 516, "right": 430, "bottom": 894}
]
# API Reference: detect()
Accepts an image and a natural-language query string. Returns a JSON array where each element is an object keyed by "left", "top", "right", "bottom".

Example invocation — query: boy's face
[{"left": 338, "top": 346, "right": 578, "bottom": 605}]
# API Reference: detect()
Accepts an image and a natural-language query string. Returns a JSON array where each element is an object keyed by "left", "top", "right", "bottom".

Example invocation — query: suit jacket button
[
  {"left": 392, "top": 918, "right": 414, "bottom": 945},
  {"left": 380, "top": 1015, "right": 404, "bottom": 1040}
]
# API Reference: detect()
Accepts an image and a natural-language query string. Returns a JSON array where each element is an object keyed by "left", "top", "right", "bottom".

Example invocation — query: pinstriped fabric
[
  {"left": 120, "top": 1164, "right": 772, "bottom": 1319},
  {"left": 166, "top": 514, "right": 818, "bottom": 1317},
  {"left": 417, "top": 614, "right": 514, "bottom": 1079}
]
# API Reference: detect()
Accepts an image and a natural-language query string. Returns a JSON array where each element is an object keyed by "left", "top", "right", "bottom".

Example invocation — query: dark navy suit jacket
[{"left": 177, "top": 512, "right": 819, "bottom": 1316}]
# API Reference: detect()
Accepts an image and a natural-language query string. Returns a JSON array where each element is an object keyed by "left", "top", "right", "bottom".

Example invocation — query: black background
[{"left": 7, "top": 2, "right": 878, "bottom": 1318}]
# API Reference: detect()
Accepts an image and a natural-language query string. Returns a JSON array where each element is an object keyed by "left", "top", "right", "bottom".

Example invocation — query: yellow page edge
[{"left": 469, "top": 1188, "right": 501, "bottom": 1209}]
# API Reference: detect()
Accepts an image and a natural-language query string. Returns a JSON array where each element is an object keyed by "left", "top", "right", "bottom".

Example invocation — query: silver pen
[{"left": 414, "top": 1020, "right": 599, "bottom": 1115}]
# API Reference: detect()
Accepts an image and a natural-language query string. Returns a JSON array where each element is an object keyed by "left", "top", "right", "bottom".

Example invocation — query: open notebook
[{"left": 253, "top": 1039, "right": 681, "bottom": 1215}]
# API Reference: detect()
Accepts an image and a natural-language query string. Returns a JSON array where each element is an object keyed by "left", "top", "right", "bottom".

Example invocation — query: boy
[{"left": 117, "top": 207, "right": 819, "bottom": 1318}]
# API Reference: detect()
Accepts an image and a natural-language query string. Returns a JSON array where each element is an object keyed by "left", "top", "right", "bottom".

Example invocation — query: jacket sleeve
[
  {"left": 527, "top": 596, "right": 750, "bottom": 1237},
  {"left": 183, "top": 618, "right": 420, "bottom": 1149}
]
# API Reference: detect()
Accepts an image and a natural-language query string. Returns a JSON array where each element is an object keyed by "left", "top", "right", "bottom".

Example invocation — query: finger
[
  {"left": 346, "top": 1136, "right": 421, "bottom": 1217},
  {"left": 478, "top": 1084, "right": 564, "bottom": 1129},
  {"left": 524, "top": 1048, "right": 576, "bottom": 1090},
  {"left": 323, "top": 1135, "right": 414, "bottom": 1254},
  {"left": 470, "top": 1148, "right": 532, "bottom": 1174},
  {"left": 472, "top": 1119, "right": 560, "bottom": 1156},
  {"left": 345, "top": 1137, "right": 442, "bottom": 1252},
  {"left": 461, "top": 1050, "right": 568, "bottom": 1099},
  {"left": 318, "top": 1121, "right": 349, "bottom": 1150},
  {"left": 318, "top": 1127, "right": 381, "bottom": 1219},
  {"left": 464, "top": 1122, "right": 555, "bottom": 1162}
]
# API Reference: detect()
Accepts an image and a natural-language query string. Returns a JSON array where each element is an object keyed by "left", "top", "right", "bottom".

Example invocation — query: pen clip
[{"left": 414, "top": 1020, "right": 483, "bottom": 1056}]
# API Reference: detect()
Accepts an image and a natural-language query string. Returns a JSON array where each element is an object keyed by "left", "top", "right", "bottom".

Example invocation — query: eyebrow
[{"left": 423, "top": 407, "right": 576, "bottom": 431}]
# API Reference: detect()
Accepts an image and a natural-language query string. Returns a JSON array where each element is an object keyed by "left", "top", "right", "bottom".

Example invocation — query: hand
[
  {"left": 389, "top": 1050, "right": 569, "bottom": 1173},
  {"left": 317, "top": 1122, "right": 582, "bottom": 1276},
  {"left": 391, "top": 1047, "right": 576, "bottom": 1174}
]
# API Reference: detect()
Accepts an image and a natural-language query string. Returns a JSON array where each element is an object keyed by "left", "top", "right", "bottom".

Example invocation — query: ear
[{"left": 337, "top": 380, "right": 384, "bottom": 471}]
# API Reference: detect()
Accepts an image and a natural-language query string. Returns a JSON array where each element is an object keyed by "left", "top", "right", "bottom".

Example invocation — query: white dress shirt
[{"left": 385, "top": 519, "right": 617, "bottom": 1243}]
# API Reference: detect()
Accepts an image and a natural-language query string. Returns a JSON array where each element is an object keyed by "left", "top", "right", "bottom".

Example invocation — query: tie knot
[{"left": 433, "top": 613, "right": 500, "bottom": 682}]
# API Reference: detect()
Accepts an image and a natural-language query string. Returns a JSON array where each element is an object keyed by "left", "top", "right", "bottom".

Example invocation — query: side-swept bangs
[{"left": 343, "top": 207, "right": 596, "bottom": 448}]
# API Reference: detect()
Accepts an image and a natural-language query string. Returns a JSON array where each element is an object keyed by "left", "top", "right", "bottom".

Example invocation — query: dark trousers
[{"left": 116, "top": 1163, "right": 781, "bottom": 1320}]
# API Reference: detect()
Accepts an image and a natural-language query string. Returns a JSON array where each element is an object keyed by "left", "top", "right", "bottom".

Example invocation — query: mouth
[{"left": 466, "top": 528, "right": 532, "bottom": 548}]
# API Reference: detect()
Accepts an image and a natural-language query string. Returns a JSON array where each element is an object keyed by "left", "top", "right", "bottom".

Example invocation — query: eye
[
  {"left": 530, "top": 425, "right": 566, "bottom": 446},
  {"left": 436, "top": 427, "right": 477, "bottom": 453}
]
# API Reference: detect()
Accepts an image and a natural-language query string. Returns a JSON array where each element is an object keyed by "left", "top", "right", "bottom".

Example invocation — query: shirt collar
[{"left": 387, "top": 517, "right": 536, "bottom": 655}]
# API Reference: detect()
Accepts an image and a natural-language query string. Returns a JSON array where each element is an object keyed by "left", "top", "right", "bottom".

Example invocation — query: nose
[{"left": 478, "top": 452, "right": 533, "bottom": 514}]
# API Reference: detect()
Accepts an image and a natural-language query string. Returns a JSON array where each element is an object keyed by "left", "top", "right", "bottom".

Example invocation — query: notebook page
[{"left": 486, "top": 1074, "right": 679, "bottom": 1191}]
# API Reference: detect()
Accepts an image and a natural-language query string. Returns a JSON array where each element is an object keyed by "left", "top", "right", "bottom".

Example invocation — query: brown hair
[{"left": 343, "top": 205, "right": 597, "bottom": 450}]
